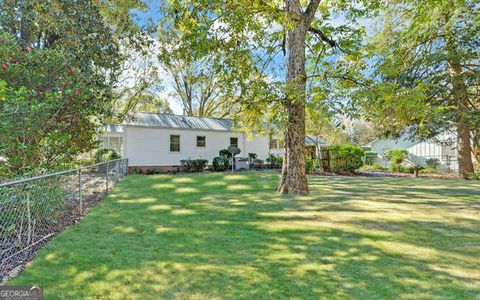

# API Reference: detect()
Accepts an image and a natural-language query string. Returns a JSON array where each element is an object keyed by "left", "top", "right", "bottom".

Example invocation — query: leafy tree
[
  {"left": 362, "top": 0, "right": 479, "bottom": 178},
  {"left": 0, "top": 34, "right": 103, "bottom": 176},
  {"left": 120, "top": 93, "right": 173, "bottom": 117},
  {"left": 159, "top": 0, "right": 378, "bottom": 194},
  {"left": 0, "top": 0, "right": 147, "bottom": 175}
]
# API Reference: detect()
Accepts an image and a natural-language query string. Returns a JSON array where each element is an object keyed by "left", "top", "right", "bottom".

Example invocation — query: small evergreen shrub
[
  {"left": 219, "top": 149, "right": 232, "bottom": 158},
  {"left": 213, "top": 156, "right": 230, "bottom": 171}
]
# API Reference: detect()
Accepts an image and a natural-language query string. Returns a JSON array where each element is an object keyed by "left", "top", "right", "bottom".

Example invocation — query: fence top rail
[{"left": 0, "top": 158, "right": 126, "bottom": 188}]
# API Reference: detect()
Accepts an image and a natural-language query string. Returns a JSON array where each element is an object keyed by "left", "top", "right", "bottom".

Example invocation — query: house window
[
  {"left": 196, "top": 136, "right": 206, "bottom": 148},
  {"left": 170, "top": 135, "right": 180, "bottom": 152},
  {"left": 278, "top": 140, "right": 284, "bottom": 149},
  {"left": 230, "top": 137, "right": 238, "bottom": 147},
  {"left": 102, "top": 136, "right": 123, "bottom": 155}
]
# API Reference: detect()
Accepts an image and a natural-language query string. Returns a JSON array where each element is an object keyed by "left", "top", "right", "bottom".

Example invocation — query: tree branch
[
  {"left": 308, "top": 26, "right": 346, "bottom": 53},
  {"left": 303, "top": 0, "right": 321, "bottom": 27}
]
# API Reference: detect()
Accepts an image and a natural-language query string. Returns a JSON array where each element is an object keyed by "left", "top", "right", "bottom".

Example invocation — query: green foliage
[
  {"left": 467, "top": 172, "right": 480, "bottom": 181},
  {"left": 212, "top": 156, "right": 230, "bottom": 171},
  {"left": 384, "top": 149, "right": 409, "bottom": 172},
  {"left": 0, "top": 178, "right": 67, "bottom": 244},
  {"left": 420, "top": 167, "right": 440, "bottom": 174},
  {"left": 247, "top": 153, "right": 257, "bottom": 165},
  {"left": 253, "top": 159, "right": 264, "bottom": 168},
  {"left": 0, "top": 33, "right": 112, "bottom": 176},
  {"left": 305, "top": 158, "right": 315, "bottom": 174},
  {"left": 364, "top": 151, "right": 378, "bottom": 165},
  {"left": 11, "top": 173, "right": 480, "bottom": 298},
  {"left": 266, "top": 154, "right": 282, "bottom": 169},
  {"left": 360, "top": 162, "right": 387, "bottom": 172},
  {"left": 93, "top": 149, "right": 121, "bottom": 163},
  {"left": 426, "top": 158, "right": 440, "bottom": 169},
  {"left": 329, "top": 144, "right": 365, "bottom": 172},
  {"left": 219, "top": 149, "right": 232, "bottom": 158},
  {"left": 180, "top": 159, "right": 208, "bottom": 173},
  {"left": 361, "top": 0, "right": 479, "bottom": 172}
]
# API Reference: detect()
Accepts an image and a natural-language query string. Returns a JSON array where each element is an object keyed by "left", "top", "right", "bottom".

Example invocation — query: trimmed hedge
[
  {"left": 329, "top": 144, "right": 365, "bottom": 172},
  {"left": 180, "top": 159, "right": 208, "bottom": 172},
  {"left": 212, "top": 156, "right": 230, "bottom": 171}
]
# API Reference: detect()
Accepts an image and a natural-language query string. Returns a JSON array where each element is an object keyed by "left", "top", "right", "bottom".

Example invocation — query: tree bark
[
  {"left": 277, "top": 0, "right": 320, "bottom": 195},
  {"left": 447, "top": 47, "right": 475, "bottom": 179}
]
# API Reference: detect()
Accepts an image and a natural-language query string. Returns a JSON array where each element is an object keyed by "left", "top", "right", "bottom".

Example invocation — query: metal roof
[
  {"left": 305, "top": 135, "right": 328, "bottom": 146},
  {"left": 103, "top": 124, "right": 124, "bottom": 133},
  {"left": 122, "top": 112, "right": 235, "bottom": 131}
]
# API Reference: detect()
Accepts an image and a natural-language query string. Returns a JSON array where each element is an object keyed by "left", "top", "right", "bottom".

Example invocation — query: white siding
[
  {"left": 124, "top": 126, "right": 270, "bottom": 166},
  {"left": 245, "top": 136, "right": 270, "bottom": 159}
]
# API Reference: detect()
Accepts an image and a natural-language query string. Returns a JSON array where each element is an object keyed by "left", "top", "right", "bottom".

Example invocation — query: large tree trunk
[
  {"left": 447, "top": 49, "right": 475, "bottom": 179},
  {"left": 277, "top": 0, "right": 317, "bottom": 195}
]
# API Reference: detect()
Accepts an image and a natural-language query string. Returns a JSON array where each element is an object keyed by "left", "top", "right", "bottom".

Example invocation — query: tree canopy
[{"left": 360, "top": 0, "right": 479, "bottom": 178}]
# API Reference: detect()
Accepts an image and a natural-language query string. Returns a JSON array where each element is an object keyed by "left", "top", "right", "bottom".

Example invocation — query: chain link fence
[{"left": 0, "top": 159, "right": 128, "bottom": 282}]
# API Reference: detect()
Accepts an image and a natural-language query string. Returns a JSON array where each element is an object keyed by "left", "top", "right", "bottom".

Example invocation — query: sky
[{"left": 125, "top": 0, "right": 378, "bottom": 115}]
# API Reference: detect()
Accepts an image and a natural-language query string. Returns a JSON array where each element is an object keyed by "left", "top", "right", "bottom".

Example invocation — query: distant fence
[
  {"left": 0, "top": 158, "right": 128, "bottom": 282},
  {"left": 316, "top": 148, "right": 354, "bottom": 172}
]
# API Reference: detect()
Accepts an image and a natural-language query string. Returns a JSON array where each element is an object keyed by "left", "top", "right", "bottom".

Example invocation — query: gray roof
[
  {"left": 305, "top": 135, "right": 328, "bottom": 146},
  {"left": 103, "top": 124, "right": 124, "bottom": 133},
  {"left": 122, "top": 113, "right": 234, "bottom": 131}
]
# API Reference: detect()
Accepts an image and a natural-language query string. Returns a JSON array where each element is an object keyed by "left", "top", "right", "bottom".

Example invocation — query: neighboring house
[
  {"left": 269, "top": 135, "right": 328, "bottom": 158},
  {"left": 102, "top": 112, "right": 328, "bottom": 169},
  {"left": 365, "top": 132, "right": 459, "bottom": 170}
]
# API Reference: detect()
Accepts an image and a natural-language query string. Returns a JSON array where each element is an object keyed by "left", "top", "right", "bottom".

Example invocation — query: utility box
[{"left": 235, "top": 157, "right": 250, "bottom": 170}]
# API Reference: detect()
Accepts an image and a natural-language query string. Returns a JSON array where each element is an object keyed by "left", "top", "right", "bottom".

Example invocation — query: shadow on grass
[{"left": 11, "top": 173, "right": 480, "bottom": 299}]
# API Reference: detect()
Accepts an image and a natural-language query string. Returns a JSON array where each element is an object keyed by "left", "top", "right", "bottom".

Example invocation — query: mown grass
[{"left": 10, "top": 172, "right": 480, "bottom": 299}]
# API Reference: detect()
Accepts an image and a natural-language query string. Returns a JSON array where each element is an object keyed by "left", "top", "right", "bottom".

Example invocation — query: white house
[
  {"left": 365, "top": 132, "right": 459, "bottom": 170},
  {"left": 102, "top": 112, "right": 329, "bottom": 170},
  {"left": 103, "top": 113, "right": 273, "bottom": 170}
]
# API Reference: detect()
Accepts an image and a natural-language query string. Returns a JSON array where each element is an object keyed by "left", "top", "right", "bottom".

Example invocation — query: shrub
[
  {"left": 276, "top": 156, "right": 283, "bottom": 167},
  {"left": 253, "top": 159, "right": 264, "bottom": 168},
  {"left": 401, "top": 166, "right": 415, "bottom": 174},
  {"left": 219, "top": 149, "right": 232, "bottom": 158},
  {"left": 93, "top": 148, "right": 121, "bottom": 163},
  {"left": 248, "top": 153, "right": 257, "bottom": 166},
  {"left": 384, "top": 149, "right": 409, "bottom": 172},
  {"left": 329, "top": 144, "right": 365, "bottom": 172},
  {"left": 426, "top": 158, "right": 440, "bottom": 169},
  {"left": 180, "top": 159, "right": 208, "bottom": 173},
  {"left": 266, "top": 154, "right": 282, "bottom": 169},
  {"left": 364, "top": 151, "right": 378, "bottom": 165},
  {"left": 420, "top": 167, "right": 440, "bottom": 174},
  {"left": 212, "top": 156, "right": 230, "bottom": 171},
  {"left": 360, "top": 162, "right": 387, "bottom": 172},
  {"left": 305, "top": 158, "right": 315, "bottom": 174},
  {"left": 467, "top": 172, "right": 480, "bottom": 180}
]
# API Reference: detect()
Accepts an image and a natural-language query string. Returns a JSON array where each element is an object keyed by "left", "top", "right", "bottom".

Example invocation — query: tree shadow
[{"left": 11, "top": 173, "right": 480, "bottom": 299}]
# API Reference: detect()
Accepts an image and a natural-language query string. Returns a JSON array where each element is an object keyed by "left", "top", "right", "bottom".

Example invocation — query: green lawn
[{"left": 10, "top": 172, "right": 480, "bottom": 299}]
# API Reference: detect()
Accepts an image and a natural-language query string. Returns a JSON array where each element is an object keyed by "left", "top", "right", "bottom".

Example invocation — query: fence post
[
  {"left": 106, "top": 161, "right": 109, "bottom": 193},
  {"left": 26, "top": 190, "right": 32, "bottom": 245},
  {"left": 126, "top": 158, "right": 129, "bottom": 175},
  {"left": 78, "top": 168, "right": 82, "bottom": 214}
]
